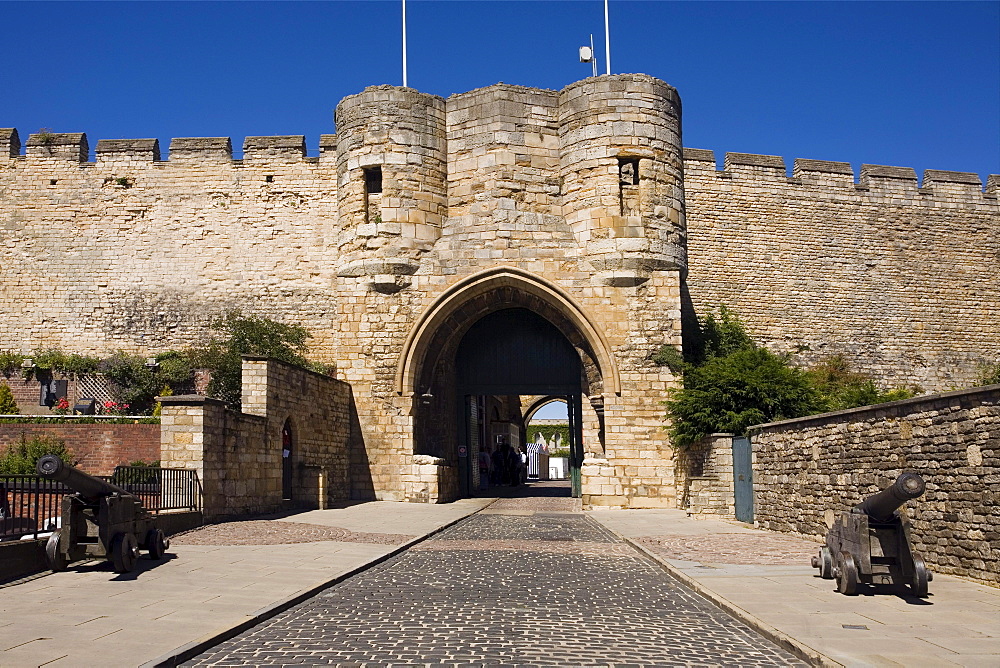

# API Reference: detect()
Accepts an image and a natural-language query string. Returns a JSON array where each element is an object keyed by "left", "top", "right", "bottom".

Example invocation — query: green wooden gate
[{"left": 732, "top": 436, "right": 754, "bottom": 522}]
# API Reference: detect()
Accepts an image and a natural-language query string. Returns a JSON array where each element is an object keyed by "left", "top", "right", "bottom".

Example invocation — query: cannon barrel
[
  {"left": 854, "top": 472, "right": 925, "bottom": 522},
  {"left": 36, "top": 455, "right": 129, "bottom": 499}
]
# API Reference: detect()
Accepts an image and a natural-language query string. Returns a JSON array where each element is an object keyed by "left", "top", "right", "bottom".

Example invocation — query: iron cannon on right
[{"left": 812, "top": 472, "right": 932, "bottom": 597}]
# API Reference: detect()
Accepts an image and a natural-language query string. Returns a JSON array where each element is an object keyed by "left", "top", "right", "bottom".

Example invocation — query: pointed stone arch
[
  {"left": 395, "top": 266, "right": 621, "bottom": 398},
  {"left": 522, "top": 396, "right": 568, "bottom": 425}
]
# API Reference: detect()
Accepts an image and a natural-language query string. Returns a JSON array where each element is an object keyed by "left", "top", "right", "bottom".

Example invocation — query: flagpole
[
  {"left": 402, "top": 0, "right": 408, "bottom": 87},
  {"left": 604, "top": 0, "right": 611, "bottom": 75}
]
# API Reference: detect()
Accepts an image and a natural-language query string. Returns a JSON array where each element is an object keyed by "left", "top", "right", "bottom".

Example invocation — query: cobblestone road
[{"left": 186, "top": 503, "right": 806, "bottom": 667}]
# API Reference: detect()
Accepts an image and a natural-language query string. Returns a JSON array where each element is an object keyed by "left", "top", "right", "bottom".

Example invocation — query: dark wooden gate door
[
  {"left": 567, "top": 393, "right": 583, "bottom": 497},
  {"left": 732, "top": 435, "right": 753, "bottom": 522}
]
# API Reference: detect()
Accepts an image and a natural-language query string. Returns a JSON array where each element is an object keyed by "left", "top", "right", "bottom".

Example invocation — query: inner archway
[{"left": 454, "top": 308, "right": 583, "bottom": 497}]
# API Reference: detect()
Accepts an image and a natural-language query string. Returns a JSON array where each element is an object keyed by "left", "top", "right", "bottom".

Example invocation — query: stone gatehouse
[{"left": 1, "top": 74, "right": 998, "bottom": 507}]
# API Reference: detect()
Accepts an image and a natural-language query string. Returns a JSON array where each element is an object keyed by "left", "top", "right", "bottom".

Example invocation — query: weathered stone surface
[
  {"left": 1, "top": 73, "right": 997, "bottom": 510},
  {"left": 749, "top": 386, "right": 1000, "bottom": 585}
]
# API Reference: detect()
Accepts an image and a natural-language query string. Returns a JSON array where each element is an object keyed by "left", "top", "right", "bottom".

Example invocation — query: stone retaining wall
[
  {"left": 159, "top": 357, "right": 355, "bottom": 519},
  {"left": 750, "top": 386, "right": 1000, "bottom": 585}
]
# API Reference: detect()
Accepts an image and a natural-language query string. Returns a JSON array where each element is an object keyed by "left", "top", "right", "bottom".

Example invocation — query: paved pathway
[
  {"left": 590, "top": 508, "right": 1000, "bottom": 668},
  {"left": 0, "top": 500, "right": 490, "bottom": 668},
  {"left": 186, "top": 499, "right": 806, "bottom": 667}
]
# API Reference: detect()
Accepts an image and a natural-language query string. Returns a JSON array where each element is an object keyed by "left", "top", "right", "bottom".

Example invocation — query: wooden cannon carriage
[
  {"left": 812, "top": 472, "right": 931, "bottom": 597},
  {"left": 36, "top": 455, "right": 168, "bottom": 573}
]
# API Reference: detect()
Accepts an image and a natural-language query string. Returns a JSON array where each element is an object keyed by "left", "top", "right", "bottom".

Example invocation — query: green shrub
[
  {"left": 25, "top": 349, "right": 101, "bottom": 379},
  {"left": 662, "top": 308, "right": 922, "bottom": 449},
  {"left": 650, "top": 345, "right": 685, "bottom": 373},
  {"left": 95, "top": 350, "right": 194, "bottom": 415},
  {"left": 805, "top": 355, "right": 915, "bottom": 411},
  {"left": 665, "top": 346, "right": 823, "bottom": 448},
  {"left": 190, "top": 311, "right": 312, "bottom": 409},
  {"left": 0, "top": 383, "right": 18, "bottom": 414},
  {"left": 0, "top": 351, "right": 25, "bottom": 377},
  {"left": 977, "top": 361, "right": 1000, "bottom": 386},
  {"left": 0, "top": 434, "right": 73, "bottom": 475}
]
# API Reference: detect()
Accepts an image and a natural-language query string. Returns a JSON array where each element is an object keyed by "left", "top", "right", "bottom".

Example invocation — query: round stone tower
[
  {"left": 334, "top": 86, "right": 447, "bottom": 290},
  {"left": 558, "top": 74, "right": 685, "bottom": 286}
]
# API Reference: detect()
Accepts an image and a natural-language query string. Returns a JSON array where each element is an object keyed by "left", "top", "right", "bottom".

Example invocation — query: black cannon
[
  {"left": 812, "top": 472, "right": 931, "bottom": 596},
  {"left": 36, "top": 455, "right": 168, "bottom": 573}
]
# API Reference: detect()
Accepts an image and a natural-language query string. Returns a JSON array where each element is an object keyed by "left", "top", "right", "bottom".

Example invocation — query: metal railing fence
[
  {"left": 0, "top": 476, "right": 71, "bottom": 541},
  {"left": 1, "top": 467, "right": 200, "bottom": 542},
  {"left": 110, "top": 465, "right": 201, "bottom": 514}
]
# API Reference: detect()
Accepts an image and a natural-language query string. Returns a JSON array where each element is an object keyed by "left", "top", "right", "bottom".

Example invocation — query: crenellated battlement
[
  {"left": 96, "top": 138, "right": 161, "bottom": 162},
  {"left": 683, "top": 148, "right": 997, "bottom": 200},
  {"left": 24, "top": 131, "right": 89, "bottom": 161},
  {"left": 3, "top": 130, "right": 992, "bottom": 204}
]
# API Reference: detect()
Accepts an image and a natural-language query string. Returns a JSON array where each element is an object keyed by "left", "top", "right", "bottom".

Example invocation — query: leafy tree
[
  {"left": 191, "top": 311, "right": 312, "bottom": 409},
  {"left": 0, "top": 434, "right": 73, "bottom": 475},
  {"left": 0, "top": 383, "right": 18, "bottom": 414},
  {"left": 665, "top": 346, "right": 822, "bottom": 448}
]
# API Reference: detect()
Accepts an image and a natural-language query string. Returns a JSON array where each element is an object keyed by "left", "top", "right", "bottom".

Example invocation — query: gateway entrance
[{"left": 454, "top": 309, "right": 585, "bottom": 498}]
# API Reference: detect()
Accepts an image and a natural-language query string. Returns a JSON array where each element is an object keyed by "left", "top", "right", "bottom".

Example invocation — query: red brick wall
[
  {"left": 2, "top": 377, "right": 44, "bottom": 414},
  {"left": 0, "top": 424, "right": 160, "bottom": 475}
]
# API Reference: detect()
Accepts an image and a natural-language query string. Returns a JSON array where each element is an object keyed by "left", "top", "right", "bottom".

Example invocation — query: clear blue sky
[{"left": 2, "top": 1, "right": 997, "bottom": 182}]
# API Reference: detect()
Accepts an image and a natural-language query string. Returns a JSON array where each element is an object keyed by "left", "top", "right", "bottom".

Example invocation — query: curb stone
[{"left": 611, "top": 528, "right": 842, "bottom": 668}]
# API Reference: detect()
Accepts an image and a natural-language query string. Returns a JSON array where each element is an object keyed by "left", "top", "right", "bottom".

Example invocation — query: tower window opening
[
  {"left": 618, "top": 157, "right": 640, "bottom": 217},
  {"left": 265, "top": 175, "right": 274, "bottom": 183},
  {"left": 618, "top": 157, "right": 639, "bottom": 185},
  {"left": 364, "top": 166, "right": 383, "bottom": 194}
]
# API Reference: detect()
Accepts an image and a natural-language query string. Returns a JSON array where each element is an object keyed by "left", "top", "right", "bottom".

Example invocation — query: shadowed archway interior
[{"left": 456, "top": 309, "right": 581, "bottom": 396}]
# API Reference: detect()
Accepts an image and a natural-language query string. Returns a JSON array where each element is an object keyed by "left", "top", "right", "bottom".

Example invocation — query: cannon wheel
[
  {"left": 818, "top": 547, "right": 834, "bottom": 579},
  {"left": 111, "top": 532, "right": 139, "bottom": 573},
  {"left": 45, "top": 531, "right": 69, "bottom": 572},
  {"left": 911, "top": 557, "right": 929, "bottom": 598},
  {"left": 145, "top": 528, "right": 167, "bottom": 560},
  {"left": 836, "top": 551, "right": 859, "bottom": 595}
]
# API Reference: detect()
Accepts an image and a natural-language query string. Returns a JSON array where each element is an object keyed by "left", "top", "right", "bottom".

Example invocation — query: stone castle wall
[
  {"left": 684, "top": 150, "right": 1000, "bottom": 391},
  {"left": 0, "top": 129, "right": 342, "bottom": 358},
  {"left": 750, "top": 386, "right": 1000, "bottom": 585},
  {"left": 2, "top": 74, "right": 998, "bottom": 508}
]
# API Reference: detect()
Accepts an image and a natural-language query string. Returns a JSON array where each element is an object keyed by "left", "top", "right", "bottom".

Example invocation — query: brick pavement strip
[
  {"left": 185, "top": 512, "right": 807, "bottom": 667},
  {"left": 171, "top": 520, "right": 415, "bottom": 546},
  {"left": 633, "top": 533, "right": 820, "bottom": 566}
]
